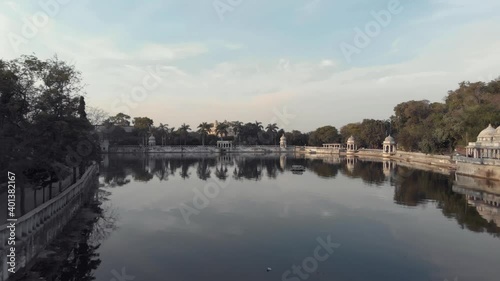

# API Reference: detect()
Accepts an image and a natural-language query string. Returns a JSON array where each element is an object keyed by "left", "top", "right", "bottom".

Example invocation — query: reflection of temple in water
[
  {"left": 453, "top": 174, "right": 500, "bottom": 227},
  {"left": 383, "top": 160, "right": 395, "bottom": 178},
  {"left": 323, "top": 156, "right": 342, "bottom": 165},
  {"left": 218, "top": 155, "right": 234, "bottom": 165},
  {"left": 280, "top": 155, "right": 286, "bottom": 170},
  {"left": 346, "top": 156, "right": 357, "bottom": 172}
]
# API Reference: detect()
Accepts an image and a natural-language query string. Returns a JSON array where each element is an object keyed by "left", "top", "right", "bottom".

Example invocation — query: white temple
[{"left": 466, "top": 124, "right": 500, "bottom": 159}]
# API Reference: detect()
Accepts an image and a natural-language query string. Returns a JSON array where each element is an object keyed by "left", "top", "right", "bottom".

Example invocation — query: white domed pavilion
[
  {"left": 346, "top": 136, "right": 357, "bottom": 154},
  {"left": 466, "top": 124, "right": 500, "bottom": 159},
  {"left": 382, "top": 135, "right": 397, "bottom": 156},
  {"left": 280, "top": 134, "right": 287, "bottom": 148},
  {"left": 148, "top": 135, "right": 156, "bottom": 146}
]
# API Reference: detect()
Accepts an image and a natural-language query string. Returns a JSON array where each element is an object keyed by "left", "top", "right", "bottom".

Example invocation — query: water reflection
[
  {"left": 98, "top": 154, "right": 500, "bottom": 239},
  {"left": 58, "top": 188, "right": 119, "bottom": 281}
]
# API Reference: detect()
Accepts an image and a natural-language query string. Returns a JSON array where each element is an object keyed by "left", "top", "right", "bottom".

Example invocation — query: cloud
[{"left": 1, "top": 0, "right": 500, "bottom": 132}]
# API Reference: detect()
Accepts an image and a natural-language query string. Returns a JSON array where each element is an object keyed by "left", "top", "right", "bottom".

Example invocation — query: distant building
[
  {"left": 346, "top": 136, "right": 357, "bottom": 154},
  {"left": 322, "top": 143, "right": 343, "bottom": 149},
  {"left": 148, "top": 135, "right": 156, "bottom": 146},
  {"left": 382, "top": 135, "right": 397, "bottom": 157},
  {"left": 209, "top": 120, "right": 236, "bottom": 137},
  {"left": 280, "top": 134, "right": 287, "bottom": 148},
  {"left": 466, "top": 124, "right": 500, "bottom": 159}
]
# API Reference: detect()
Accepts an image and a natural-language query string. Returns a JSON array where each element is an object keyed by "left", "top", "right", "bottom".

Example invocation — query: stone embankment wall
[
  {"left": 295, "top": 147, "right": 456, "bottom": 169},
  {"left": 390, "top": 151, "right": 455, "bottom": 169},
  {"left": 456, "top": 161, "right": 500, "bottom": 181},
  {"left": 0, "top": 164, "right": 98, "bottom": 281},
  {"left": 108, "top": 145, "right": 294, "bottom": 154}
]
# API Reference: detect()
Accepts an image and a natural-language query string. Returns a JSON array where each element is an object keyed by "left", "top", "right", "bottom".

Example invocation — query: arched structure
[
  {"left": 217, "top": 141, "right": 233, "bottom": 149},
  {"left": 346, "top": 136, "right": 357, "bottom": 154},
  {"left": 382, "top": 135, "right": 397, "bottom": 157}
]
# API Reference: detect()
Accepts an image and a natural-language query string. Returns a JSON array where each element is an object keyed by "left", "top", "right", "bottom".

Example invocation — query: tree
[
  {"left": 254, "top": 121, "right": 264, "bottom": 130},
  {"left": 78, "top": 96, "right": 87, "bottom": 120},
  {"left": 107, "top": 113, "right": 131, "bottom": 126},
  {"left": 231, "top": 121, "right": 244, "bottom": 144},
  {"left": 133, "top": 117, "right": 154, "bottom": 132},
  {"left": 215, "top": 121, "right": 229, "bottom": 140},
  {"left": 158, "top": 123, "right": 168, "bottom": 146},
  {"left": 86, "top": 106, "right": 109, "bottom": 125},
  {"left": 0, "top": 55, "right": 99, "bottom": 201},
  {"left": 266, "top": 123, "right": 279, "bottom": 145},
  {"left": 197, "top": 122, "right": 213, "bottom": 146},
  {"left": 308, "top": 126, "right": 340, "bottom": 146},
  {"left": 178, "top": 123, "right": 191, "bottom": 145}
]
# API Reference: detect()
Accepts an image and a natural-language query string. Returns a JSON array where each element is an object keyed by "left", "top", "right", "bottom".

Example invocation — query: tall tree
[
  {"left": 215, "top": 122, "right": 229, "bottom": 140},
  {"left": 78, "top": 96, "right": 87, "bottom": 120},
  {"left": 179, "top": 123, "right": 191, "bottom": 145},
  {"left": 197, "top": 122, "right": 213, "bottom": 146},
  {"left": 266, "top": 123, "right": 279, "bottom": 145}
]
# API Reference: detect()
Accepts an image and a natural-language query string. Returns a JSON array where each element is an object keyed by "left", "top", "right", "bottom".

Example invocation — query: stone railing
[{"left": 0, "top": 164, "right": 98, "bottom": 281}]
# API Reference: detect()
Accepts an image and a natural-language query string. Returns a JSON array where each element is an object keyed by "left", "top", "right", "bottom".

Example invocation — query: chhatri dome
[
  {"left": 347, "top": 136, "right": 355, "bottom": 142},
  {"left": 496, "top": 125, "right": 500, "bottom": 141},
  {"left": 384, "top": 135, "right": 396, "bottom": 143},
  {"left": 477, "top": 124, "right": 496, "bottom": 142}
]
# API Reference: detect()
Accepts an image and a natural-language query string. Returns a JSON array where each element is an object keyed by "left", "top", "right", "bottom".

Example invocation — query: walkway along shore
[{"left": 0, "top": 164, "right": 98, "bottom": 281}]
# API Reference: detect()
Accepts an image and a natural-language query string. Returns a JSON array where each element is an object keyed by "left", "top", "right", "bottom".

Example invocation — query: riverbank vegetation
[{"left": 0, "top": 55, "right": 99, "bottom": 195}]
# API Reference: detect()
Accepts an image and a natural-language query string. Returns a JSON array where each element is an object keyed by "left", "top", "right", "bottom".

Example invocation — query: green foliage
[
  {"left": 133, "top": 117, "right": 154, "bottom": 132},
  {"left": 107, "top": 113, "right": 131, "bottom": 126},
  {"left": 0, "top": 55, "right": 99, "bottom": 185},
  {"left": 389, "top": 79, "right": 500, "bottom": 153},
  {"left": 308, "top": 126, "right": 340, "bottom": 146}
]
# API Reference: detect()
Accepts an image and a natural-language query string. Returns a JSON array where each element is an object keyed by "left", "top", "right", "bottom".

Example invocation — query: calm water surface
[{"left": 64, "top": 154, "right": 500, "bottom": 281}]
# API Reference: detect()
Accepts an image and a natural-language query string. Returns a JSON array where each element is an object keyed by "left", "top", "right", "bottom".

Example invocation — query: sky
[{"left": 1, "top": 0, "right": 500, "bottom": 132}]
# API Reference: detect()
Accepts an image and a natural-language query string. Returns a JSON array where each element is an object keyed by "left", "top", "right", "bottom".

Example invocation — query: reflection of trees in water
[
  {"left": 341, "top": 160, "right": 386, "bottom": 185},
  {"left": 393, "top": 167, "right": 500, "bottom": 238},
  {"left": 58, "top": 189, "right": 119, "bottom": 280},
  {"left": 307, "top": 159, "right": 339, "bottom": 178},
  {"left": 263, "top": 158, "right": 284, "bottom": 179},
  {"left": 197, "top": 158, "right": 212, "bottom": 180},
  {"left": 215, "top": 164, "right": 229, "bottom": 180},
  {"left": 233, "top": 158, "right": 263, "bottom": 180},
  {"left": 99, "top": 155, "right": 500, "bottom": 238},
  {"left": 179, "top": 158, "right": 198, "bottom": 179}
]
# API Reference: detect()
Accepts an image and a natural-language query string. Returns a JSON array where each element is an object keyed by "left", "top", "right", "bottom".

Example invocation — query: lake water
[{"left": 59, "top": 154, "right": 500, "bottom": 281}]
